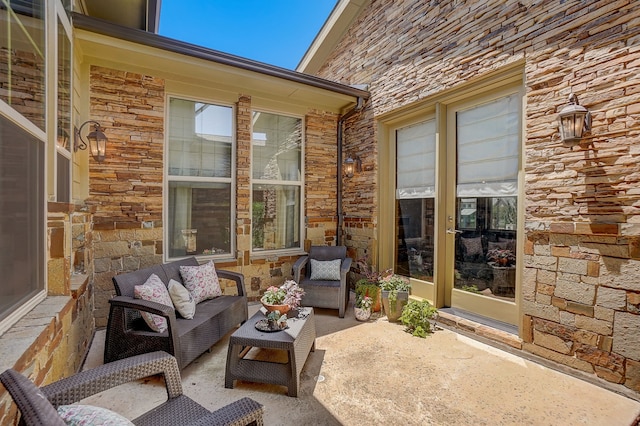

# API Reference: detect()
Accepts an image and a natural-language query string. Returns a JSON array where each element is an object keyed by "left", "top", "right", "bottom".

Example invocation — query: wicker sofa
[
  {"left": 104, "top": 257, "right": 248, "bottom": 369},
  {"left": 1, "top": 351, "right": 263, "bottom": 426}
]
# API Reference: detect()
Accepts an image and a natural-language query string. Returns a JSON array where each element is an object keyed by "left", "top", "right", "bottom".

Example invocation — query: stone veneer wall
[
  {"left": 88, "top": 67, "right": 341, "bottom": 326},
  {"left": 87, "top": 66, "right": 166, "bottom": 327},
  {"left": 0, "top": 205, "right": 94, "bottom": 424},
  {"left": 305, "top": 109, "right": 340, "bottom": 247},
  {"left": 342, "top": 108, "right": 378, "bottom": 271},
  {"left": 313, "top": 0, "right": 640, "bottom": 394}
]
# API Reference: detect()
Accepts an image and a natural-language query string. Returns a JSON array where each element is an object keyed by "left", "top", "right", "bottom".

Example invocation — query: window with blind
[
  {"left": 395, "top": 119, "right": 436, "bottom": 282},
  {"left": 453, "top": 92, "right": 520, "bottom": 298}
]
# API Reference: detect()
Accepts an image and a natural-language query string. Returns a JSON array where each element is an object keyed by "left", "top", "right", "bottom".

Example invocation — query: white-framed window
[
  {"left": 0, "top": 0, "right": 48, "bottom": 333},
  {"left": 55, "top": 7, "right": 72, "bottom": 202},
  {"left": 251, "top": 111, "right": 303, "bottom": 253},
  {"left": 166, "top": 97, "right": 235, "bottom": 260}
]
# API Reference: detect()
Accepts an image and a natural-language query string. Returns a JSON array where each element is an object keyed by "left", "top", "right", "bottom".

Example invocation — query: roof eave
[
  {"left": 297, "top": 0, "right": 372, "bottom": 74},
  {"left": 72, "top": 13, "right": 370, "bottom": 101}
]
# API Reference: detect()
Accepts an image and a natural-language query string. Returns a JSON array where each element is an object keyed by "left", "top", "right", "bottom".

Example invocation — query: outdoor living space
[
  {"left": 79, "top": 300, "right": 640, "bottom": 425},
  {"left": 5, "top": 1, "right": 640, "bottom": 424}
]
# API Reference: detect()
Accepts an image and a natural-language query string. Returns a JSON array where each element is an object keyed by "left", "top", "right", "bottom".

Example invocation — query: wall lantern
[
  {"left": 344, "top": 154, "right": 361, "bottom": 178},
  {"left": 75, "top": 120, "right": 108, "bottom": 162},
  {"left": 558, "top": 93, "right": 591, "bottom": 143}
]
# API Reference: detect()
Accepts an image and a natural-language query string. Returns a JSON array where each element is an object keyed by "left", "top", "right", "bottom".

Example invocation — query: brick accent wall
[
  {"left": 236, "top": 94, "right": 252, "bottom": 265},
  {"left": 342, "top": 108, "right": 378, "bottom": 267},
  {"left": 305, "top": 109, "right": 340, "bottom": 246},
  {"left": 314, "top": 0, "right": 640, "bottom": 394}
]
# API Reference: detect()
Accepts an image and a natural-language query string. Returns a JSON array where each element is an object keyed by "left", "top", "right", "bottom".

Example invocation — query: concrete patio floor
[{"left": 83, "top": 300, "right": 640, "bottom": 425}]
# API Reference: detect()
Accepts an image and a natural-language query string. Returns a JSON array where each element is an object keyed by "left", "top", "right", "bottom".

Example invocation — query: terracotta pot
[
  {"left": 372, "top": 291, "right": 382, "bottom": 312},
  {"left": 261, "top": 300, "right": 291, "bottom": 315}
]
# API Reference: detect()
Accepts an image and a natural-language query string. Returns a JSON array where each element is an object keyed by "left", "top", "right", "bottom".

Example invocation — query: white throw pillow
[
  {"left": 310, "top": 258, "right": 342, "bottom": 281},
  {"left": 168, "top": 279, "right": 196, "bottom": 319},
  {"left": 180, "top": 260, "right": 222, "bottom": 304},
  {"left": 57, "top": 404, "right": 134, "bottom": 425},
  {"left": 133, "top": 274, "right": 174, "bottom": 333}
]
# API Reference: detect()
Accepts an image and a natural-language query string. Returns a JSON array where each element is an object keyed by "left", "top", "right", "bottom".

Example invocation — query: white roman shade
[
  {"left": 396, "top": 119, "right": 436, "bottom": 199},
  {"left": 456, "top": 94, "right": 520, "bottom": 197}
]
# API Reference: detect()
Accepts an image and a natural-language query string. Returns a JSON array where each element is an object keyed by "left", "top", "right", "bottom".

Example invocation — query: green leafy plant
[
  {"left": 399, "top": 300, "right": 438, "bottom": 338},
  {"left": 461, "top": 284, "right": 480, "bottom": 293},
  {"left": 356, "top": 295, "right": 373, "bottom": 310},
  {"left": 356, "top": 279, "right": 380, "bottom": 306},
  {"left": 378, "top": 274, "right": 411, "bottom": 312}
]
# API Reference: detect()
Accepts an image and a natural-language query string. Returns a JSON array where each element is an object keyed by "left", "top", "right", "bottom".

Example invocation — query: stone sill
[
  {"left": 71, "top": 273, "right": 89, "bottom": 298},
  {"left": 250, "top": 249, "right": 306, "bottom": 263},
  {"left": 0, "top": 278, "right": 90, "bottom": 374}
]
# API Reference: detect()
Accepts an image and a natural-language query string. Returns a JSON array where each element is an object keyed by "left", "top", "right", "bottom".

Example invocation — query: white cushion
[
  {"left": 133, "top": 274, "right": 174, "bottom": 333},
  {"left": 168, "top": 279, "right": 196, "bottom": 319},
  {"left": 57, "top": 404, "right": 133, "bottom": 425},
  {"left": 310, "top": 258, "right": 342, "bottom": 281},
  {"left": 180, "top": 260, "right": 222, "bottom": 304}
]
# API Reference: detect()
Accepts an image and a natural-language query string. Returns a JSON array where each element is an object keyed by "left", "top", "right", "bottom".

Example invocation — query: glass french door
[
  {"left": 445, "top": 90, "right": 521, "bottom": 325},
  {"left": 394, "top": 119, "right": 437, "bottom": 301}
]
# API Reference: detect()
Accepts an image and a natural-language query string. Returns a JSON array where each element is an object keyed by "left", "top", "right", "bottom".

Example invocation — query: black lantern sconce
[
  {"left": 75, "top": 120, "right": 108, "bottom": 162},
  {"left": 344, "top": 154, "right": 361, "bottom": 178},
  {"left": 558, "top": 93, "right": 591, "bottom": 144}
]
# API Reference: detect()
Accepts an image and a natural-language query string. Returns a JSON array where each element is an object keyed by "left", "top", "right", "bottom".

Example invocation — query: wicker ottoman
[{"left": 225, "top": 307, "right": 316, "bottom": 397}]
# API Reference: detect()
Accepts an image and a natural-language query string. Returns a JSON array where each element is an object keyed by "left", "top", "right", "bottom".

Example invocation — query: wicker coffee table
[{"left": 225, "top": 307, "right": 316, "bottom": 397}]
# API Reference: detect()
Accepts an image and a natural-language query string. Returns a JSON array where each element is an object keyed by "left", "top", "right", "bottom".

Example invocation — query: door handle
[{"left": 446, "top": 228, "right": 463, "bottom": 234}]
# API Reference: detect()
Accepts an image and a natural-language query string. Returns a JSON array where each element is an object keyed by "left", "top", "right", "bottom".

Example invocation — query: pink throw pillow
[
  {"left": 180, "top": 260, "right": 222, "bottom": 304},
  {"left": 134, "top": 274, "right": 174, "bottom": 333}
]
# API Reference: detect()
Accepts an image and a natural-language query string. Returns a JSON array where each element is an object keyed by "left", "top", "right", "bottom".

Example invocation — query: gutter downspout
[{"left": 337, "top": 95, "right": 366, "bottom": 246}]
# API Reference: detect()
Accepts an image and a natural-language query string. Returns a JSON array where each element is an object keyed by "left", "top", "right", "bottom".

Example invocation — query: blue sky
[{"left": 158, "top": 1, "right": 337, "bottom": 70}]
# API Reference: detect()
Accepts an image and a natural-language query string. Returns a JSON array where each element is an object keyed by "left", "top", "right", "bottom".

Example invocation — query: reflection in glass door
[
  {"left": 454, "top": 197, "right": 517, "bottom": 299},
  {"left": 395, "top": 120, "right": 436, "bottom": 290},
  {"left": 448, "top": 92, "right": 521, "bottom": 324}
]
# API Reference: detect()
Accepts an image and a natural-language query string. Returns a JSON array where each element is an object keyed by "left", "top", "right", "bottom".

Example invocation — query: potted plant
[
  {"left": 486, "top": 248, "right": 515, "bottom": 267},
  {"left": 399, "top": 300, "right": 438, "bottom": 338},
  {"left": 266, "top": 310, "right": 288, "bottom": 330},
  {"left": 354, "top": 295, "right": 373, "bottom": 321},
  {"left": 355, "top": 279, "right": 381, "bottom": 313},
  {"left": 355, "top": 255, "right": 392, "bottom": 312},
  {"left": 486, "top": 249, "right": 516, "bottom": 295},
  {"left": 378, "top": 274, "right": 411, "bottom": 322},
  {"left": 261, "top": 279, "right": 305, "bottom": 315}
]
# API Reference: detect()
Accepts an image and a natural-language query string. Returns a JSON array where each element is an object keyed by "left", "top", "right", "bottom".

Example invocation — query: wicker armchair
[
  {"left": 292, "top": 246, "right": 352, "bottom": 318},
  {"left": 0, "top": 351, "right": 263, "bottom": 426}
]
